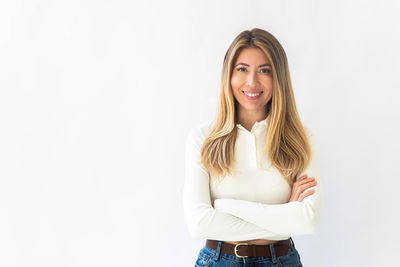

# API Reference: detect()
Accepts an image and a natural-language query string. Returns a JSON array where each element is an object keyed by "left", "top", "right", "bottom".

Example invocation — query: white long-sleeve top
[{"left": 182, "top": 115, "right": 323, "bottom": 241}]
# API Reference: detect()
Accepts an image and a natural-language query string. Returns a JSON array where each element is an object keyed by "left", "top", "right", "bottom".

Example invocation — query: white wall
[{"left": 1, "top": 0, "right": 399, "bottom": 266}]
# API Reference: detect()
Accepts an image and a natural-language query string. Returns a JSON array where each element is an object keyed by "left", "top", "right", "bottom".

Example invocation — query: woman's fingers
[
  {"left": 299, "top": 180, "right": 317, "bottom": 191},
  {"left": 290, "top": 175, "right": 318, "bottom": 202},
  {"left": 293, "top": 175, "right": 312, "bottom": 189},
  {"left": 298, "top": 189, "right": 315, "bottom": 202},
  {"left": 292, "top": 177, "right": 315, "bottom": 193},
  {"left": 297, "top": 177, "right": 315, "bottom": 186},
  {"left": 297, "top": 174, "right": 308, "bottom": 182}
]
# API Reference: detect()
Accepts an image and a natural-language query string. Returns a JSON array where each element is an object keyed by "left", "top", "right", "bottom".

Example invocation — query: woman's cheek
[{"left": 230, "top": 75, "right": 241, "bottom": 90}]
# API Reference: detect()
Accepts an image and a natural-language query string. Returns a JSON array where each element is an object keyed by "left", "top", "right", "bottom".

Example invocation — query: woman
[{"left": 183, "top": 28, "right": 322, "bottom": 267}]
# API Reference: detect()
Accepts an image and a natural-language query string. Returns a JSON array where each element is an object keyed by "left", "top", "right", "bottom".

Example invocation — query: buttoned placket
[{"left": 236, "top": 124, "right": 260, "bottom": 168}]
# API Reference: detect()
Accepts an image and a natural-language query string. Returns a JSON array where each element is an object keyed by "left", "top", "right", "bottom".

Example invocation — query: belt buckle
[{"left": 234, "top": 243, "right": 249, "bottom": 258}]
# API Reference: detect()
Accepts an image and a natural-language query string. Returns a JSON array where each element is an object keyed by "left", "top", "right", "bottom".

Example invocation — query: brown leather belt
[{"left": 205, "top": 238, "right": 293, "bottom": 258}]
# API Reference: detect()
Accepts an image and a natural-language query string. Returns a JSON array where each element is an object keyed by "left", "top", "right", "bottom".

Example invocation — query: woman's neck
[{"left": 236, "top": 108, "right": 268, "bottom": 132}]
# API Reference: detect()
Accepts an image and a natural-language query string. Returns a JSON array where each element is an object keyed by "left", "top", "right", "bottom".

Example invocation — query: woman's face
[{"left": 230, "top": 47, "right": 273, "bottom": 114}]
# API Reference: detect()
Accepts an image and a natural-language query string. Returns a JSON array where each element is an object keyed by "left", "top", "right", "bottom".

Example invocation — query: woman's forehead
[{"left": 235, "top": 47, "right": 270, "bottom": 65}]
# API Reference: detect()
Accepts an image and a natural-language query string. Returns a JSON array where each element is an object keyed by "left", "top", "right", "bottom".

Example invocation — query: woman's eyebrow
[
  {"left": 258, "top": 63, "right": 271, "bottom": 67},
  {"left": 235, "top": 62, "right": 271, "bottom": 67}
]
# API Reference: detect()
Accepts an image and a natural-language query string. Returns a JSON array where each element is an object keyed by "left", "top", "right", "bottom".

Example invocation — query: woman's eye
[
  {"left": 260, "top": 68, "right": 271, "bottom": 74},
  {"left": 236, "top": 67, "right": 247, "bottom": 72}
]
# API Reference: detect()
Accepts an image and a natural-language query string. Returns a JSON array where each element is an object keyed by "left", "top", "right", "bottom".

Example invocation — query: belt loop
[
  {"left": 290, "top": 237, "right": 296, "bottom": 248},
  {"left": 269, "top": 243, "right": 278, "bottom": 264},
  {"left": 213, "top": 241, "right": 222, "bottom": 261}
]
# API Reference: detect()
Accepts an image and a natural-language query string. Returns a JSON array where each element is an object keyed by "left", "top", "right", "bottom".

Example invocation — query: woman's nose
[{"left": 245, "top": 71, "right": 257, "bottom": 86}]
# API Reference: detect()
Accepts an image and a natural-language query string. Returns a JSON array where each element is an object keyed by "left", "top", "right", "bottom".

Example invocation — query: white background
[{"left": 1, "top": 1, "right": 399, "bottom": 266}]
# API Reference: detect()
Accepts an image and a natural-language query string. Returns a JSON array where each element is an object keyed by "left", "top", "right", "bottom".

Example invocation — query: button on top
[
  {"left": 236, "top": 128, "right": 257, "bottom": 167},
  {"left": 236, "top": 116, "right": 270, "bottom": 167},
  {"left": 236, "top": 115, "right": 269, "bottom": 133}
]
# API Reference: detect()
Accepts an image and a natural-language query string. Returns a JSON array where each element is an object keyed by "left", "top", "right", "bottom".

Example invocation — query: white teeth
[{"left": 244, "top": 92, "right": 261, "bottom": 97}]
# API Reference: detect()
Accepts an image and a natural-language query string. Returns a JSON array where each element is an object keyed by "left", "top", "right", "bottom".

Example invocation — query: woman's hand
[{"left": 289, "top": 174, "right": 317, "bottom": 202}]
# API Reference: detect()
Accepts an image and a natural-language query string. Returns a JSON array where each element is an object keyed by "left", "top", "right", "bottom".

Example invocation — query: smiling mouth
[{"left": 242, "top": 91, "right": 263, "bottom": 97}]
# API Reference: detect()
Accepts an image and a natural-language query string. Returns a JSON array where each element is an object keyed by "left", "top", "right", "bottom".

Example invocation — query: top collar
[{"left": 236, "top": 115, "right": 269, "bottom": 133}]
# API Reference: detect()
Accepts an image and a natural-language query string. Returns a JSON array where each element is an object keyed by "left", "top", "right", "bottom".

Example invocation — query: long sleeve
[
  {"left": 214, "top": 129, "right": 323, "bottom": 236},
  {"left": 182, "top": 126, "right": 289, "bottom": 241}
]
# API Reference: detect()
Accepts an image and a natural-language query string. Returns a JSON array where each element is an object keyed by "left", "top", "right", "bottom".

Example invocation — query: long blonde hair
[{"left": 200, "top": 28, "right": 311, "bottom": 186}]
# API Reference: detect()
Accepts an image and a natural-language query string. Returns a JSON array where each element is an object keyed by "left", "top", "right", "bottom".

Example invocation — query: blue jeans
[{"left": 194, "top": 238, "right": 303, "bottom": 267}]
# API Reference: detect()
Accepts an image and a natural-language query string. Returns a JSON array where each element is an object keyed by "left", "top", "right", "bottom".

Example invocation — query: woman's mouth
[{"left": 242, "top": 90, "right": 263, "bottom": 100}]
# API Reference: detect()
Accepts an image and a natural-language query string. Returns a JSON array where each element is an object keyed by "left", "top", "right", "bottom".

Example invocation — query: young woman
[{"left": 183, "top": 28, "right": 322, "bottom": 267}]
